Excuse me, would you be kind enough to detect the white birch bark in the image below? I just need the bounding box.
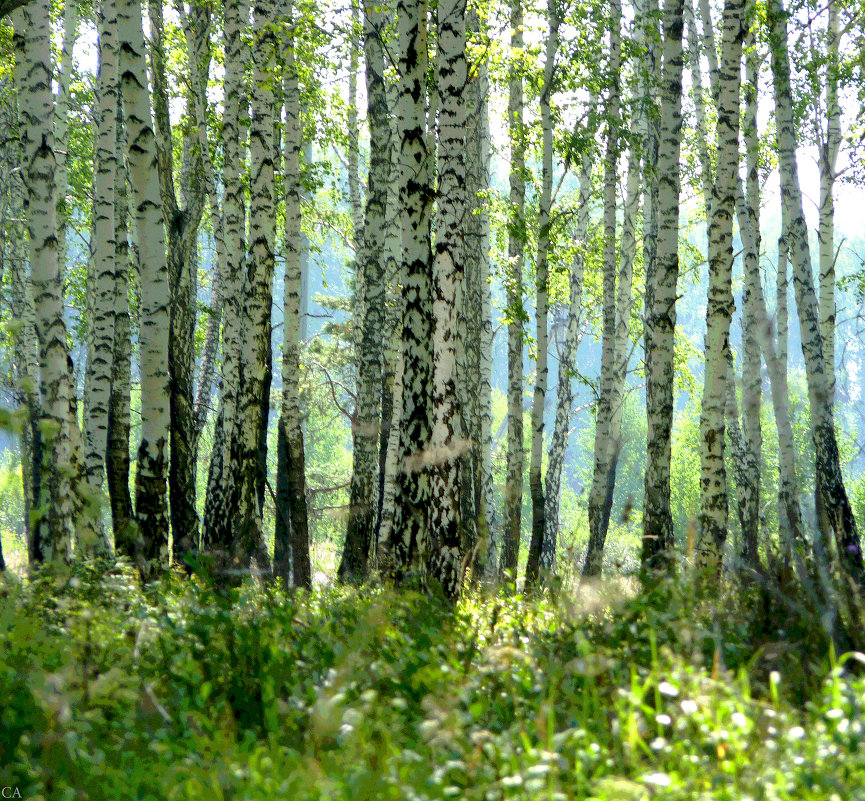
[525,0,559,587]
[202,0,249,556]
[427,0,468,598]
[818,0,840,403]
[583,0,622,579]
[767,0,864,589]
[501,0,526,580]
[642,0,685,570]
[1,138,42,563]
[340,0,392,583]
[639,0,662,572]
[689,0,760,568]
[462,7,487,579]
[108,133,136,554]
[377,349,405,555]
[83,0,119,505]
[466,32,496,581]
[602,147,641,552]
[117,0,171,569]
[347,0,365,341]
[542,150,593,573]
[13,2,89,560]
[230,0,277,570]
[389,0,434,579]
[54,0,77,282]
[274,3,312,589]
[695,0,745,575]
[738,20,762,569]
[176,0,227,439]
[373,104,404,555]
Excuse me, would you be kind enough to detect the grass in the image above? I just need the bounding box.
[1,559,864,800]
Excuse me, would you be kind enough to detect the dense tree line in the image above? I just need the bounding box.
[2,0,865,616]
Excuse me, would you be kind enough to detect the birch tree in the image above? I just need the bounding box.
[688,0,761,570]
[463,8,496,580]
[275,1,312,590]
[83,0,119,524]
[542,153,592,574]
[147,0,208,562]
[501,0,526,581]
[0,112,42,564]
[389,0,434,579]
[737,18,763,570]
[816,0,841,404]
[230,0,278,571]
[767,0,865,590]
[583,0,623,579]
[13,1,89,561]
[202,0,249,560]
[54,0,77,283]
[117,0,171,569]
[695,0,745,575]
[108,126,135,553]
[340,0,392,583]
[525,0,560,588]
[427,0,468,597]
[642,0,685,571]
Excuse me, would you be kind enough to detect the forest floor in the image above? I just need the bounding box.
[1,560,864,800]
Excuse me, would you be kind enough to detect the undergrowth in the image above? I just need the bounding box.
[1,560,863,800]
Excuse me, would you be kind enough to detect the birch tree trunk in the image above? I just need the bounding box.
[525,0,559,588]
[374,134,405,553]
[583,0,622,579]
[427,0,468,598]
[688,0,760,569]
[13,2,88,562]
[738,22,762,570]
[462,18,497,580]
[777,236,788,397]
[54,0,77,284]
[347,0,364,253]
[642,0,685,571]
[108,134,135,555]
[117,0,171,570]
[735,194,807,557]
[587,146,640,575]
[695,0,745,575]
[83,1,119,519]
[640,0,660,567]
[177,0,227,441]
[202,0,249,559]
[767,0,865,590]
[377,349,405,556]
[340,0,391,583]
[818,0,840,403]
[501,0,526,581]
[147,0,207,564]
[229,0,277,572]
[462,7,491,580]
[275,4,312,590]
[814,0,842,558]
[389,0,434,580]
[542,152,592,573]
[690,3,803,569]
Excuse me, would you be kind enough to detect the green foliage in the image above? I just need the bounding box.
[0,453,26,568]
[1,567,864,800]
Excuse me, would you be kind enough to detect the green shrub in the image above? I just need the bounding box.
[0,565,863,800]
